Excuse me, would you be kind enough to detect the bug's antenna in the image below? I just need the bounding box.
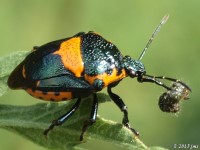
[138,14,169,61]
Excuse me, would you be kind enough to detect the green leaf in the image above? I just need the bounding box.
[0,51,167,150]
[0,94,148,150]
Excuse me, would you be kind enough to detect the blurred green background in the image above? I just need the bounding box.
[0,0,199,149]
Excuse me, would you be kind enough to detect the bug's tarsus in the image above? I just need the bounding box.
[44,97,81,136]
[138,14,170,61]
[80,93,98,141]
[43,120,57,136]
[122,107,139,135]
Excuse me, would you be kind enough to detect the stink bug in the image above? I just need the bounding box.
[7,14,191,141]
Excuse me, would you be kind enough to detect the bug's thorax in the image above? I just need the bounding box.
[84,68,127,88]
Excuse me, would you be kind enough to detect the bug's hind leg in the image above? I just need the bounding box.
[79,93,98,141]
[44,97,81,136]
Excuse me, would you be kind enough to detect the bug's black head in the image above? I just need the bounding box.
[122,55,146,79]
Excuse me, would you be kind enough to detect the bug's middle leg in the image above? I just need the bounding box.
[79,93,98,141]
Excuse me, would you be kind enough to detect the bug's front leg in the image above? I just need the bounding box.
[137,74,171,90]
[107,84,139,136]
[138,75,192,92]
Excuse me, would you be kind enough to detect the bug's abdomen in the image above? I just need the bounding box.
[26,88,73,101]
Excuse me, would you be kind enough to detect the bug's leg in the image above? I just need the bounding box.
[153,76,192,91]
[107,85,139,136]
[138,75,171,90]
[80,93,98,141]
[44,97,81,136]
[141,75,192,91]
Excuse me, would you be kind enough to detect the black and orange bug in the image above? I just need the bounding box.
[7,15,191,140]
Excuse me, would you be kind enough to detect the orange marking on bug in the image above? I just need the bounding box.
[84,68,127,88]
[22,65,26,78]
[53,37,84,77]
[26,89,73,101]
